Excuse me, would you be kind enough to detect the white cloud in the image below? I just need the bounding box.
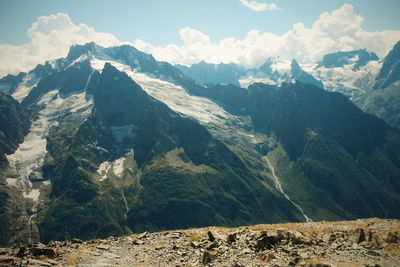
[0,13,123,78]
[240,0,280,12]
[1,5,400,78]
[135,4,400,68]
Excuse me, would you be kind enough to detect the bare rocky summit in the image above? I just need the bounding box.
[1,218,399,266]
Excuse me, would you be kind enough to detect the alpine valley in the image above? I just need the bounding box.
[0,40,400,247]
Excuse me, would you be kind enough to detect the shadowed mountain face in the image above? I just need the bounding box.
[38,63,301,242]
[319,49,379,71]
[356,41,400,128]
[374,41,400,90]
[0,42,399,246]
[247,82,400,220]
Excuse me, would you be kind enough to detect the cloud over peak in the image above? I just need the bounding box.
[240,0,280,12]
[0,4,399,78]
[0,13,122,77]
[135,4,400,68]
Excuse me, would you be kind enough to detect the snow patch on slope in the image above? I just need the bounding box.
[6,90,93,200]
[310,60,382,99]
[91,58,236,125]
[239,76,276,88]
[91,58,257,148]
[12,73,40,102]
[97,156,128,181]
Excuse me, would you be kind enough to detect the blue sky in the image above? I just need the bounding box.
[1,0,399,46]
[0,0,399,77]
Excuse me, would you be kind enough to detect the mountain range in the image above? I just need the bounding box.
[0,40,399,246]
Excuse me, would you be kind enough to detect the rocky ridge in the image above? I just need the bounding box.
[0,218,399,266]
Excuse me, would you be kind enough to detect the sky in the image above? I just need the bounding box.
[0,0,400,77]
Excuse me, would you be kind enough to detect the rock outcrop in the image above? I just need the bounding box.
[0,218,399,266]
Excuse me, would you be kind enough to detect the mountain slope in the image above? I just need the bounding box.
[176,61,246,86]
[39,63,301,242]
[0,93,37,245]
[0,42,399,246]
[248,82,400,220]
[357,41,400,128]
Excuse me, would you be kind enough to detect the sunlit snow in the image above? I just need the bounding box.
[6,90,93,200]
[309,60,382,98]
[91,58,256,146]
[97,156,127,181]
[11,73,40,102]
[91,59,238,125]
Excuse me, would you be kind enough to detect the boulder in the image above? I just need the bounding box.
[386,232,399,243]
[348,228,366,244]
[30,247,56,258]
[201,251,213,265]
[207,231,215,242]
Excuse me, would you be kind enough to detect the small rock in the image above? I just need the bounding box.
[170,232,181,239]
[299,252,309,259]
[16,246,27,258]
[348,228,366,244]
[255,235,278,251]
[71,238,83,244]
[138,231,148,239]
[227,233,236,244]
[218,245,229,253]
[191,241,200,248]
[27,259,53,267]
[207,241,219,250]
[260,253,275,262]
[386,232,399,243]
[132,240,144,245]
[207,231,215,242]
[232,262,244,267]
[30,247,56,258]
[201,251,213,265]
[96,244,110,250]
[0,256,17,265]
[45,259,59,266]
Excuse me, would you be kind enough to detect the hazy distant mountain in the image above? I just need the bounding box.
[175,57,323,89]
[176,61,246,86]
[318,49,379,71]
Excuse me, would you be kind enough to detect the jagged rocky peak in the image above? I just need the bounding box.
[290,58,301,71]
[374,40,400,89]
[66,42,99,62]
[319,48,379,70]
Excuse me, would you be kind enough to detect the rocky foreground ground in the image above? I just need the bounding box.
[0,218,399,266]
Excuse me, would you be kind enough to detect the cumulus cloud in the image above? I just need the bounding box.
[240,0,280,12]
[1,5,400,77]
[0,13,122,77]
[135,4,400,68]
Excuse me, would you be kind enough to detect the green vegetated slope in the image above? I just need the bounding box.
[39,63,301,242]
[247,82,400,221]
